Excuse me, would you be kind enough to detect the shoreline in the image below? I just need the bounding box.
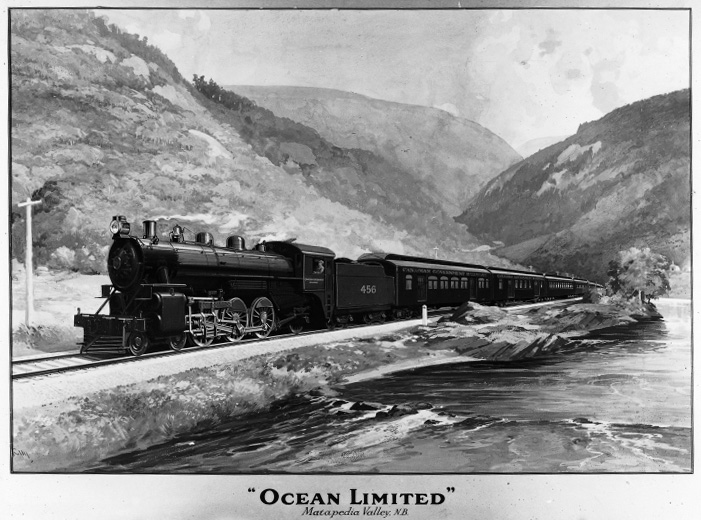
[339,351,480,385]
[11,298,677,472]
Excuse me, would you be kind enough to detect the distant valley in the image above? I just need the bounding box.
[229,85,521,216]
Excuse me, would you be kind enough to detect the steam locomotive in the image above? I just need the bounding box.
[74,217,599,356]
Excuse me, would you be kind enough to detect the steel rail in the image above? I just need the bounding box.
[11,332,296,381]
[13,352,88,366]
[11,300,575,381]
[10,310,451,381]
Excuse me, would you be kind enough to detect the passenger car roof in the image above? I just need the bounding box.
[359,252,491,274]
[487,268,545,278]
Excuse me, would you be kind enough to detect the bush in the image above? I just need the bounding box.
[607,247,672,302]
[580,287,603,304]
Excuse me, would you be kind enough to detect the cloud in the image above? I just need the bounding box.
[465,10,688,146]
[99,9,688,149]
[434,103,460,117]
[197,12,211,32]
[538,28,562,56]
[590,58,624,113]
[151,28,182,54]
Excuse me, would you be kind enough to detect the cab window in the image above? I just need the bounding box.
[313,259,325,274]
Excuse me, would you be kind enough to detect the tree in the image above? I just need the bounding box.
[192,74,255,111]
[607,247,672,302]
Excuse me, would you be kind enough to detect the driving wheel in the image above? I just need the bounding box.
[250,297,276,339]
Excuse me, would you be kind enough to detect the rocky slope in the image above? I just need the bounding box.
[229,85,522,215]
[456,90,691,282]
[10,10,516,276]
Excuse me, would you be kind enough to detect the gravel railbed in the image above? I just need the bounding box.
[13,318,429,413]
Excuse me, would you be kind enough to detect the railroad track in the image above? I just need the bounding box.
[11,300,578,381]
[12,351,157,380]
[11,330,310,381]
[11,314,440,380]
[12,353,100,379]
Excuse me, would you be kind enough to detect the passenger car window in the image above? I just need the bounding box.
[428,276,438,290]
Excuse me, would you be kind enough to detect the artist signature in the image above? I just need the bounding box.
[12,448,32,461]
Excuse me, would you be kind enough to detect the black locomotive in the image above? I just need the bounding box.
[74,217,599,356]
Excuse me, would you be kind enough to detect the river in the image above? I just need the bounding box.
[94,299,692,473]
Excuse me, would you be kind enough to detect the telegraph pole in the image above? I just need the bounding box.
[17,197,42,326]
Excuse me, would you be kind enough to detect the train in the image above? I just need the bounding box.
[74,216,601,356]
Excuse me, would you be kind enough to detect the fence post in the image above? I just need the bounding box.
[422,305,428,326]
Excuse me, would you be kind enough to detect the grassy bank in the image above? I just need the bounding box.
[11,263,109,357]
[13,297,664,472]
[13,330,451,472]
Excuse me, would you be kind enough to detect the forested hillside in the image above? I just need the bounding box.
[229,85,521,215]
[457,90,691,282]
[11,9,515,275]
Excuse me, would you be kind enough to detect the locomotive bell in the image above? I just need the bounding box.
[170,225,184,243]
[226,235,246,250]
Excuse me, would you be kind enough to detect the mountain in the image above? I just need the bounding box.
[227,85,522,216]
[10,10,518,275]
[456,89,691,282]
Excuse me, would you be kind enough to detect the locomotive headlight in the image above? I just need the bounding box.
[110,216,130,236]
[109,218,120,235]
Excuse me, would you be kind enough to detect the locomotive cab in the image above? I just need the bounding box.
[264,241,335,325]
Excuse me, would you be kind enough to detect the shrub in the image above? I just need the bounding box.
[606,247,672,302]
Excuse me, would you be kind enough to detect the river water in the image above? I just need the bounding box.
[96,300,692,473]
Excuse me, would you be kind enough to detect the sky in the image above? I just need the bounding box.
[100,8,689,150]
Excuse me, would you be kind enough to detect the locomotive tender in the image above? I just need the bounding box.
[74,217,599,356]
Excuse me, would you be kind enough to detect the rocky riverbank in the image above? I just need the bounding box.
[423,297,661,362]
[12,297,664,472]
